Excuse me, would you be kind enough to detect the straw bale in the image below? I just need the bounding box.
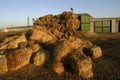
[52,61,65,75]
[65,18,80,29]
[7,34,27,49]
[60,11,80,29]
[77,57,93,79]
[54,40,71,61]
[64,50,93,79]
[33,51,45,66]
[31,45,50,67]
[54,37,84,61]
[30,29,55,43]
[7,48,33,71]
[0,34,27,50]
[69,37,83,49]
[49,27,63,39]
[0,55,8,74]
[83,45,102,59]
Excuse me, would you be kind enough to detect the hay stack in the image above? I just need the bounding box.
[52,61,65,75]
[7,48,33,71]
[83,45,102,59]
[0,11,103,78]
[0,55,8,74]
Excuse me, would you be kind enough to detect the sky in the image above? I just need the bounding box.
[0,0,120,28]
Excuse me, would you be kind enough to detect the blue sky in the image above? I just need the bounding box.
[0,0,120,28]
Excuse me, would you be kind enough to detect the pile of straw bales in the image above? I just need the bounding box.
[0,11,102,79]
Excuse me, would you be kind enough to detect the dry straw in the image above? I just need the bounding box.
[52,61,65,75]
[83,45,102,59]
[7,48,33,71]
[33,51,45,67]
[64,50,93,78]
[0,55,8,74]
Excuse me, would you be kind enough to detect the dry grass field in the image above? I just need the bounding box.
[0,31,25,41]
[0,32,120,80]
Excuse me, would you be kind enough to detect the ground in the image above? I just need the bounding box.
[0,32,120,80]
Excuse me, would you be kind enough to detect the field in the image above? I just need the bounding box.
[0,32,120,80]
[0,31,25,42]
